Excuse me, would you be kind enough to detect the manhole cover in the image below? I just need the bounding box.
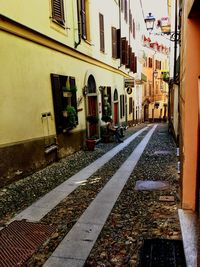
[139,239,187,267]
[0,220,55,267]
[134,180,169,191]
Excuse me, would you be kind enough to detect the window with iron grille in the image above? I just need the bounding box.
[51,0,65,26]
[99,13,105,52]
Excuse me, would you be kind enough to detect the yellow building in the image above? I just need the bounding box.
[142,36,169,122]
[0,0,145,186]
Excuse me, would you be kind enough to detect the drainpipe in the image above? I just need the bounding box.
[118,0,122,68]
[75,0,81,48]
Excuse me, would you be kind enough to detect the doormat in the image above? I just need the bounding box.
[0,220,55,267]
[138,238,186,267]
[134,180,169,191]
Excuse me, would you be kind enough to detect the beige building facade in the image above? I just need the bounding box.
[0,0,146,186]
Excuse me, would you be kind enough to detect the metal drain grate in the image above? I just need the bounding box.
[0,220,55,267]
[139,238,186,267]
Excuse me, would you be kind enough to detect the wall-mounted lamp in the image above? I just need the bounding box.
[153,69,158,79]
[144,13,156,31]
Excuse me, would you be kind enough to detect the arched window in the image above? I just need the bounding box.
[88,75,96,94]
[114,89,118,101]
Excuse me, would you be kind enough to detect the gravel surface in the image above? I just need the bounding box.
[0,123,181,267]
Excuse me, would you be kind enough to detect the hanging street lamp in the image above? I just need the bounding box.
[144,13,156,31]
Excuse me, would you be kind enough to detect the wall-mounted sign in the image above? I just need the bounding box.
[124,78,134,88]
[127,87,133,95]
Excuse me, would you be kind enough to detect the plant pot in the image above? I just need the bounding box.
[86,139,96,151]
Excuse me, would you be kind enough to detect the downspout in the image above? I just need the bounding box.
[118,0,122,68]
[75,0,81,48]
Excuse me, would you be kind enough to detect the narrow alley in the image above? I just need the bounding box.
[0,123,185,266]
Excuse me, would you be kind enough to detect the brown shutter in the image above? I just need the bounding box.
[134,56,137,73]
[133,19,135,38]
[121,0,124,11]
[81,0,87,39]
[111,27,116,58]
[130,52,135,72]
[99,13,105,52]
[126,45,131,68]
[69,77,78,124]
[121,37,126,65]
[117,29,121,59]
[51,0,65,25]
[124,0,128,22]
[51,74,63,133]
[129,10,132,32]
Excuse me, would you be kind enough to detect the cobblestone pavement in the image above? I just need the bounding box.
[0,123,181,267]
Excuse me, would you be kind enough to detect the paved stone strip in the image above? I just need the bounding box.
[44,125,157,267]
[12,126,149,223]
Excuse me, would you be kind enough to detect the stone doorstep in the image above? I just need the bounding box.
[178,209,198,267]
[159,195,175,202]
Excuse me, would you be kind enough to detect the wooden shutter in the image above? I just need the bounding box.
[126,45,131,68]
[121,0,124,11]
[133,19,135,38]
[51,0,65,25]
[130,52,135,72]
[99,13,105,52]
[121,37,128,65]
[134,56,137,73]
[112,27,117,59]
[129,97,133,114]
[117,29,121,59]
[120,95,123,118]
[124,0,128,22]
[69,77,78,124]
[51,74,63,133]
[129,10,132,32]
[81,0,87,39]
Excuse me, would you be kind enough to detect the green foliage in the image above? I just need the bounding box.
[101,115,111,122]
[65,106,77,129]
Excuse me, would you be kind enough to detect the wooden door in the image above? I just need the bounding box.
[88,96,97,138]
[114,103,118,125]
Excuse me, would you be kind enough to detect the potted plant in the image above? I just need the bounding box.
[62,77,72,97]
[86,138,96,151]
[63,106,78,131]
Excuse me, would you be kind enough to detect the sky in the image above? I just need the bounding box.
[141,0,168,20]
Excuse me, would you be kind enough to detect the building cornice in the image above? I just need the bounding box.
[0,14,131,78]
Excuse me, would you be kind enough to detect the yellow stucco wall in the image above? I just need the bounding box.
[0,29,128,146]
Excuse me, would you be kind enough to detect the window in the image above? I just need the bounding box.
[121,37,128,65]
[129,97,133,114]
[51,0,65,26]
[111,27,117,59]
[129,10,132,32]
[80,0,87,39]
[121,0,124,11]
[133,19,135,38]
[51,74,78,133]
[99,13,105,52]
[120,95,125,118]
[124,0,128,22]
[148,57,152,68]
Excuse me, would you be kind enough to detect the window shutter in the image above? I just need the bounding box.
[121,0,124,11]
[129,97,133,114]
[112,27,117,59]
[121,37,126,65]
[120,95,123,118]
[126,45,131,68]
[130,52,135,72]
[117,29,121,59]
[69,77,78,124]
[129,10,132,32]
[124,0,128,22]
[133,19,135,38]
[51,74,63,133]
[51,0,65,25]
[134,56,137,73]
[99,13,105,52]
[81,0,87,39]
